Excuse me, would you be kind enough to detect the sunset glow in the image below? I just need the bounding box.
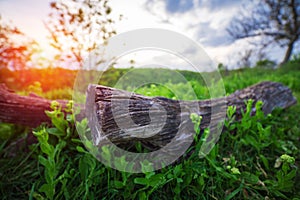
[0,0,298,70]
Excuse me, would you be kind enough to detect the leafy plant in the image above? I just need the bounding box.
[32,101,75,199]
[1,61,299,199]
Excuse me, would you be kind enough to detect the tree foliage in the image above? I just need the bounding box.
[227,0,300,65]
[0,16,38,70]
[45,0,117,66]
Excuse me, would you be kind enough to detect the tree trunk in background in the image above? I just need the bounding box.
[281,39,296,66]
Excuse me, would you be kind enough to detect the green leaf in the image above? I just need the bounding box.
[134,177,148,186]
[140,160,154,173]
[66,113,73,122]
[76,146,87,153]
[242,172,259,184]
[39,183,54,199]
[244,135,259,150]
[145,172,155,179]
[38,155,49,167]
[47,127,64,136]
[40,143,54,156]
[173,165,183,176]
[78,154,96,181]
[286,169,297,180]
[259,154,269,170]
[148,174,165,187]
[230,167,241,175]
[76,118,88,134]
[79,155,89,180]
[100,145,111,166]
[138,191,147,200]
[176,178,183,183]
[114,155,131,172]
[174,184,181,194]
[113,180,124,189]
[183,172,193,186]
[225,184,243,200]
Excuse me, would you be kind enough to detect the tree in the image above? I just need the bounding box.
[0,16,38,70]
[238,49,254,68]
[45,0,117,67]
[227,0,300,65]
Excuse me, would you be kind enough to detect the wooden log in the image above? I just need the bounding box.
[86,81,297,151]
[0,81,297,149]
[0,84,68,127]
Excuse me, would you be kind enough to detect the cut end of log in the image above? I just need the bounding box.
[86,84,194,151]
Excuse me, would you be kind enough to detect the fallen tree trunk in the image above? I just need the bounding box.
[0,81,297,148]
[0,84,68,127]
[86,81,297,151]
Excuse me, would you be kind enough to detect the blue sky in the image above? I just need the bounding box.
[165,0,194,13]
[0,0,288,69]
[163,0,242,13]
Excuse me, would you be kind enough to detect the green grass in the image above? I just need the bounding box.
[0,60,299,199]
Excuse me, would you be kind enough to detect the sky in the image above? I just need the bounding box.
[0,0,289,70]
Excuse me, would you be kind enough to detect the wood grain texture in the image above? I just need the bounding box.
[0,81,297,151]
[87,81,297,151]
[0,84,67,127]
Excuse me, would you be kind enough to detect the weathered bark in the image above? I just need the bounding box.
[87,81,297,151]
[0,82,297,151]
[0,84,68,127]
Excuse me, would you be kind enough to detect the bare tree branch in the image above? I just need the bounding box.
[45,0,118,67]
[227,0,300,65]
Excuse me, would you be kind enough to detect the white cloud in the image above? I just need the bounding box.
[0,0,288,69]
[134,0,248,67]
[109,0,174,32]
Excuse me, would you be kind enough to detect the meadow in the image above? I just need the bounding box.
[0,58,299,199]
